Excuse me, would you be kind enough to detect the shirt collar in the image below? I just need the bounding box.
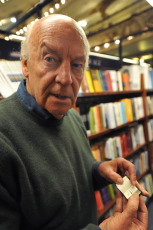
[16,79,59,120]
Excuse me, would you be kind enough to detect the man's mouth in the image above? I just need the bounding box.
[53,94,69,99]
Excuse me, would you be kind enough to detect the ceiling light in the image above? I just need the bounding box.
[19,29,24,34]
[5,37,9,41]
[44,12,49,17]
[94,46,100,52]
[55,3,60,9]
[1,0,5,3]
[23,27,27,32]
[78,20,87,27]
[61,0,65,4]
[16,31,20,35]
[9,34,25,41]
[49,8,54,13]
[10,17,17,23]
[115,39,120,44]
[127,36,134,40]
[146,0,153,7]
[140,58,144,64]
[104,43,110,48]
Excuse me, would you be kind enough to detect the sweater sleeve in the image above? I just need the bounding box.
[92,161,111,190]
[0,136,21,229]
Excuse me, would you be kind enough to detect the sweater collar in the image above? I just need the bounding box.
[16,79,60,120]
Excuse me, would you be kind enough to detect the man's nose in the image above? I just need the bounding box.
[56,61,72,85]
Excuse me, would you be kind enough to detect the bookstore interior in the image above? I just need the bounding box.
[1,0,153,223]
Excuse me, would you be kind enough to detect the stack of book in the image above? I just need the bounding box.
[86,97,144,134]
[95,184,116,212]
[0,60,25,98]
[91,124,145,160]
[132,151,149,177]
[79,65,142,94]
[146,96,153,116]
[139,174,153,202]
[147,119,153,141]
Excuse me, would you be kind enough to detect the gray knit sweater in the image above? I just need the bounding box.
[0,93,107,230]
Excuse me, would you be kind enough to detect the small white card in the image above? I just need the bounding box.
[116,176,141,199]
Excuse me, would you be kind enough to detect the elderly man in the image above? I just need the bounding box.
[0,14,148,230]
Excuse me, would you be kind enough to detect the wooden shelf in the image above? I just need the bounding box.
[88,117,145,141]
[77,90,143,106]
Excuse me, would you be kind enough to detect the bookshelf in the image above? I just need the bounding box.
[76,53,153,221]
[0,51,153,222]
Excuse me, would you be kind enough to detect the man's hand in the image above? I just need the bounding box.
[98,158,149,196]
[99,191,148,230]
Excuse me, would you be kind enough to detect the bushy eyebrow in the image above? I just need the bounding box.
[41,41,86,63]
[41,42,58,56]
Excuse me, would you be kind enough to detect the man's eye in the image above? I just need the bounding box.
[72,63,82,68]
[46,57,54,62]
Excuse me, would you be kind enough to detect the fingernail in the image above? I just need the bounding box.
[116,178,123,184]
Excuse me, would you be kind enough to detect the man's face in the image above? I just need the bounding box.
[22,20,86,119]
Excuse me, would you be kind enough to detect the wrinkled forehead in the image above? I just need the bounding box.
[30,17,86,50]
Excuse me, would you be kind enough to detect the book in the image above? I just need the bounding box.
[100,186,111,205]
[88,107,95,133]
[84,70,95,92]
[104,102,116,129]
[121,70,129,90]
[90,69,102,92]
[95,191,104,212]
[99,70,108,91]
[93,105,102,132]
[104,70,113,91]
[96,70,105,91]
[122,98,133,122]
[91,145,101,161]
[81,74,89,93]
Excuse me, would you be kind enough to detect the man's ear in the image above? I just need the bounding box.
[22,59,29,78]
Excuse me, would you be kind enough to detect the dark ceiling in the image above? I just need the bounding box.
[0,0,153,66]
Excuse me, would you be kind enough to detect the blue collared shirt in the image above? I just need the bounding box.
[17,79,62,120]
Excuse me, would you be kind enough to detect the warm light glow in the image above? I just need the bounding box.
[127,36,134,40]
[94,46,100,52]
[9,34,25,41]
[10,17,17,23]
[16,31,20,35]
[19,29,24,34]
[78,20,87,27]
[23,27,27,32]
[55,3,60,9]
[44,12,49,17]
[5,37,9,41]
[61,0,65,4]
[104,43,110,48]
[115,39,120,44]
[146,0,153,7]
[49,7,54,13]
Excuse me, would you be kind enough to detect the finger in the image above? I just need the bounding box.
[135,181,149,197]
[124,193,139,219]
[122,195,128,211]
[118,158,137,186]
[137,196,148,228]
[115,190,123,212]
[138,196,148,213]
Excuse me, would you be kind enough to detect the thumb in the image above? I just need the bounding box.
[109,171,123,184]
[124,193,139,220]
